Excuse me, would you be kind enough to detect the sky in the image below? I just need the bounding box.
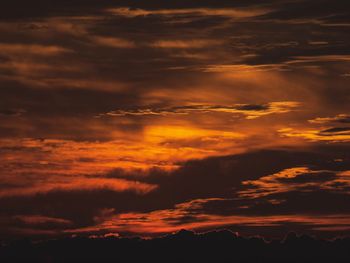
[0,0,350,240]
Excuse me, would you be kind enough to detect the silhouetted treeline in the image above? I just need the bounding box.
[1,230,350,262]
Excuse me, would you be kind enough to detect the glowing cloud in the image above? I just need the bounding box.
[98,102,300,119]
[14,215,72,226]
[107,7,269,19]
[309,114,350,124]
[65,196,350,236]
[279,127,350,142]
[0,43,71,56]
[0,176,157,198]
[239,167,350,199]
[150,39,223,49]
[93,36,136,48]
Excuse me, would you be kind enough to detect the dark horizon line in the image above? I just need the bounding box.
[2,228,350,244]
[2,228,350,262]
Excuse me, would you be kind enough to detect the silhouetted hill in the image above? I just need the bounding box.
[1,229,350,262]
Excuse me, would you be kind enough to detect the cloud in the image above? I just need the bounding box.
[0,125,247,182]
[107,7,269,19]
[67,198,350,237]
[0,147,349,238]
[203,64,286,72]
[0,43,71,56]
[92,36,136,48]
[309,114,350,124]
[144,125,245,146]
[1,0,350,240]
[211,56,350,74]
[321,127,350,135]
[238,167,347,199]
[150,39,222,49]
[286,55,350,64]
[259,0,350,25]
[0,176,157,198]
[279,127,350,142]
[0,0,277,20]
[0,61,81,79]
[0,109,25,117]
[98,101,300,119]
[14,215,72,226]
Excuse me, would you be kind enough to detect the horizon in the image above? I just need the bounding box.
[2,228,350,262]
[2,228,349,244]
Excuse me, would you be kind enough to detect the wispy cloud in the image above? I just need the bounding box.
[93,36,136,48]
[150,39,223,49]
[0,43,71,56]
[14,215,72,226]
[0,176,157,198]
[0,109,26,117]
[107,7,269,19]
[279,127,350,142]
[98,102,300,119]
[309,114,350,124]
[66,196,350,236]
[238,167,348,199]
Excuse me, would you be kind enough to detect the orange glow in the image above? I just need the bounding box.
[107,7,269,18]
[66,198,350,235]
[145,125,244,142]
[0,175,157,198]
[14,215,72,225]
[151,39,222,49]
[279,128,350,142]
[93,36,136,48]
[1,0,350,240]
[0,43,71,56]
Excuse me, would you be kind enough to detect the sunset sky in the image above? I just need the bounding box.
[1,0,350,240]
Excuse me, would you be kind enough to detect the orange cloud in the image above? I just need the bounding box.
[107,7,268,19]
[286,55,350,64]
[0,176,156,198]
[203,64,285,73]
[238,167,350,199]
[65,197,350,236]
[0,61,81,78]
[151,39,222,49]
[93,36,136,48]
[11,137,304,203]
[0,125,246,194]
[278,127,350,142]
[14,215,72,225]
[99,102,300,119]
[0,43,71,56]
[145,125,244,141]
[309,114,350,124]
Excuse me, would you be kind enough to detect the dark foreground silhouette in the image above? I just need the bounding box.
[1,230,350,262]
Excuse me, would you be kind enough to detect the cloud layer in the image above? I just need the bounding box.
[0,0,350,239]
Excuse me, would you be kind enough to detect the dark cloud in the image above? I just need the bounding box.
[277,171,336,183]
[260,0,350,23]
[0,0,284,20]
[321,127,350,134]
[1,146,349,238]
[0,109,25,117]
[320,127,350,136]
[310,114,350,124]
[97,102,298,119]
